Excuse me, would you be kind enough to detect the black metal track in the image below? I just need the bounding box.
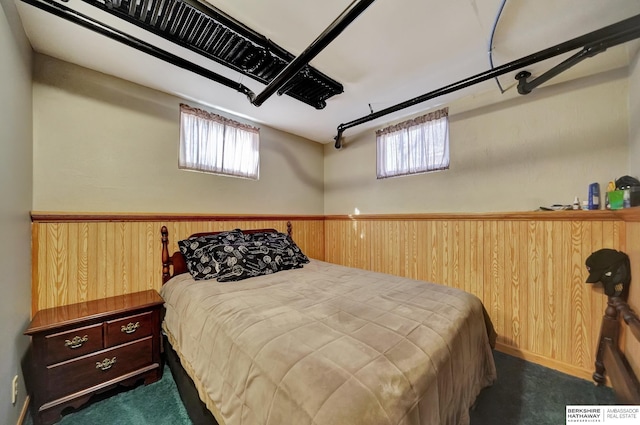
[21,0,255,99]
[83,0,344,109]
[251,0,376,107]
[333,13,640,148]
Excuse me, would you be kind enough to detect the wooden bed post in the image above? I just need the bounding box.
[161,226,171,284]
[287,221,292,237]
[617,301,640,341]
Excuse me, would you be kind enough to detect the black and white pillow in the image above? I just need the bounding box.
[178,229,243,281]
[211,241,303,282]
[243,231,310,265]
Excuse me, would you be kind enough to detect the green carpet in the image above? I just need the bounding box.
[470,351,617,425]
[25,365,193,425]
[25,352,617,425]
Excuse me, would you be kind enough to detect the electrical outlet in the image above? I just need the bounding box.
[11,375,18,405]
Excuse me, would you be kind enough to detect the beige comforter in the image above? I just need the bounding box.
[161,259,496,425]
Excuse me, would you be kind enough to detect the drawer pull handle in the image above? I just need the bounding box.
[64,335,89,349]
[96,357,117,371]
[121,322,140,334]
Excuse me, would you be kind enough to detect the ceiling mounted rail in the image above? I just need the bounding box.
[81,0,345,109]
[515,25,640,94]
[334,13,640,149]
[22,0,256,99]
[251,0,377,107]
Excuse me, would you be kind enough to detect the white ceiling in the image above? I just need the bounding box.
[14,0,640,144]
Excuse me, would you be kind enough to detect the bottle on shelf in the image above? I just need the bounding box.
[572,196,581,210]
[588,182,600,210]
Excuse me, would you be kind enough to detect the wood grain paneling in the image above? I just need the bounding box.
[323,214,626,380]
[32,210,640,381]
[623,221,640,379]
[32,216,324,313]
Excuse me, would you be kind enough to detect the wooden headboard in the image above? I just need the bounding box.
[160,222,292,284]
[593,295,640,403]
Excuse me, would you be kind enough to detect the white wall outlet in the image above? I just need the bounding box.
[11,375,18,405]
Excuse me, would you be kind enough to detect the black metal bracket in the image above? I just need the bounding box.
[334,127,345,149]
[334,13,640,148]
[516,41,609,95]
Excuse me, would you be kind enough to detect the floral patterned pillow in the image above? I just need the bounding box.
[177,229,243,281]
[243,231,310,265]
[210,241,303,282]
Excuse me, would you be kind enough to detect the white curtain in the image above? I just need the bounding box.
[179,104,260,180]
[376,107,449,179]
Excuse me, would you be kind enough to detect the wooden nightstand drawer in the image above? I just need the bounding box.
[46,336,154,401]
[44,323,104,365]
[25,290,164,425]
[105,311,153,348]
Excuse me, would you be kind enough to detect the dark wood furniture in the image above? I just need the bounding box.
[593,294,640,403]
[24,290,164,425]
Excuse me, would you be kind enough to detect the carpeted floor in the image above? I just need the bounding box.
[24,365,192,425]
[470,351,617,425]
[25,351,617,425]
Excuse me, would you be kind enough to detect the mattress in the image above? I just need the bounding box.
[161,259,497,425]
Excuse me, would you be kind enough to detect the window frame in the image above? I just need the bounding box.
[376,107,449,179]
[179,104,260,180]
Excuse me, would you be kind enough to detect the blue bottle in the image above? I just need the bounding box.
[588,183,600,210]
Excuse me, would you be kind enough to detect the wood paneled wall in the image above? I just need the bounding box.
[31,214,324,314]
[622,221,640,379]
[31,210,640,381]
[324,211,639,381]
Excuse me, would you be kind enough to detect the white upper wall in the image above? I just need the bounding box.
[32,54,324,214]
[31,49,635,217]
[324,68,629,214]
[0,0,32,423]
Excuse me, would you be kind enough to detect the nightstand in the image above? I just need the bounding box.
[24,290,164,425]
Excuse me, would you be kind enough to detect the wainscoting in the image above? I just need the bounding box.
[31,210,640,381]
[30,213,325,314]
[324,211,640,381]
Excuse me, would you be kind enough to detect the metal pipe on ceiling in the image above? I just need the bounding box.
[333,13,640,149]
[89,0,345,109]
[515,47,602,95]
[515,26,640,95]
[250,0,377,107]
[21,0,256,100]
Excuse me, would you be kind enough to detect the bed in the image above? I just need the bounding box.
[159,225,497,425]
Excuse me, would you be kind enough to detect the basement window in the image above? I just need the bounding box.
[376,107,449,179]
[179,104,260,180]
